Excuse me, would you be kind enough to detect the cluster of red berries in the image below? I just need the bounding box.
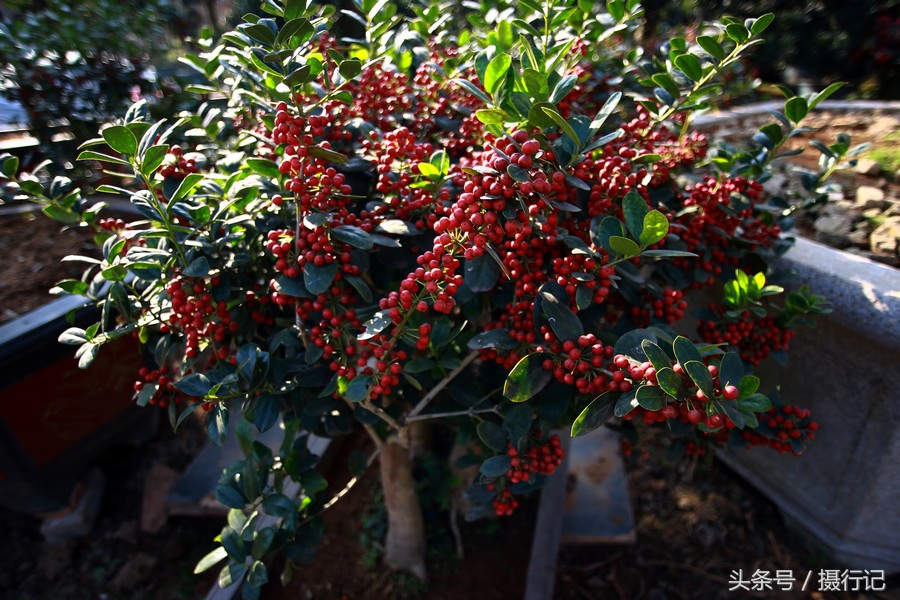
[157,145,197,179]
[698,306,795,365]
[741,405,818,454]
[486,433,565,516]
[162,275,235,361]
[506,435,565,483]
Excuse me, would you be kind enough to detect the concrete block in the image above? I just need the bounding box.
[561,426,635,545]
[40,467,106,543]
[720,237,900,573]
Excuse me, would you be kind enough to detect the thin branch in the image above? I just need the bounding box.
[362,398,403,432]
[404,405,500,423]
[321,449,379,511]
[406,350,479,418]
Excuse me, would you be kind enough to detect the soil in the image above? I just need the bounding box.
[701,109,899,266]
[0,210,98,323]
[268,436,536,600]
[0,413,221,600]
[555,427,898,600]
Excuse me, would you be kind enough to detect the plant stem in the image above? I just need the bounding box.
[404,405,499,423]
[406,350,479,418]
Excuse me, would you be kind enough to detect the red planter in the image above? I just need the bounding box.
[0,295,155,512]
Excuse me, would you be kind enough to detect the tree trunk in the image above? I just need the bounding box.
[408,420,432,461]
[380,432,427,581]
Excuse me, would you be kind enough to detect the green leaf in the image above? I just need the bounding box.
[809,82,844,109]
[639,210,668,246]
[540,107,580,145]
[622,192,649,239]
[183,256,210,277]
[608,236,640,257]
[307,146,348,164]
[59,327,88,345]
[738,392,771,412]
[749,13,774,36]
[262,494,295,518]
[480,455,511,477]
[483,53,511,96]
[77,150,132,167]
[640,340,670,371]
[477,421,508,452]
[614,388,638,417]
[673,336,702,366]
[1,155,19,178]
[170,173,204,204]
[358,310,392,341]
[613,328,656,360]
[635,385,665,410]
[102,125,138,156]
[475,108,507,124]
[589,91,622,136]
[174,373,212,397]
[221,527,247,562]
[503,353,552,402]
[696,35,724,60]
[331,225,373,250]
[272,276,310,298]
[467,329,516,350]
[655,367,682,397]
[784,97,809,123]
[674,54,702,81]
[195,547,228,574]
[339,59,362,79]
[684,360,715,399]
[241,560,269,597]
[345,375,370,402]
[452,78,491,105]
[718,352,744,387]
[721,401,746,429]
[725,23,749,43]
[304,262,338,295]
[253,394,280,432]
[550,74,578,104]
[247,158,281,178]
[571,391,617,437]
[590,216,625,252]
[538,287,583,341]
[141,145,169,177]
[737,375,760,399]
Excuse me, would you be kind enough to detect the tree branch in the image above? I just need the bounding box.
[406,350,479,419]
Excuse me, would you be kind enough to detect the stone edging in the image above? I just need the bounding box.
[692,99,900,129]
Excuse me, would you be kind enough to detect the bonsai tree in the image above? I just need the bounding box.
[3,0,863,595]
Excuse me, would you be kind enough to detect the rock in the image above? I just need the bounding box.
[762,172,787,196]
[871,216,900,257]
[854,158,883,177]
[140,463,179,533]
[856,185,888,210]
[38,540,76,579]
[40,468,106,544]
[108,553,158,592]
[814,214,852,247]
[848,229,870,248]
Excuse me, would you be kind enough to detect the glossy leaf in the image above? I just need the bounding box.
[571,391,617,437]
[503,353,552,402]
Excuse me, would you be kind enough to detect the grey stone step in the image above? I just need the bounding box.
[561,426,636,545]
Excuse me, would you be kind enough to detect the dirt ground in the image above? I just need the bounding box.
[555,427,899,600]
[0,211,96,323]
[0,415,220,600]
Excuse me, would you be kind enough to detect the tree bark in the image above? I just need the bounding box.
[380,432,427,581]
